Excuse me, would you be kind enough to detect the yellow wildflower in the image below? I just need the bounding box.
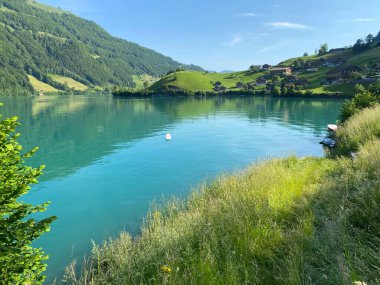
[161,265,172,274]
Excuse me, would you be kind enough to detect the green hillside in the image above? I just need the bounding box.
[147,43,380,96]
[150,70,266,92]
[0,0,202,95]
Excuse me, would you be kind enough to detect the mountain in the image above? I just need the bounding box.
[0,0,202,95]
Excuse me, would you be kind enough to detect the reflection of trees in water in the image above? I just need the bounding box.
[0,96,343,181]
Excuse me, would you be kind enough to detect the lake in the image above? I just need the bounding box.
[0,95,343,282]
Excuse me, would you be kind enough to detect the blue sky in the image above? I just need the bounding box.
[39,0,379,71]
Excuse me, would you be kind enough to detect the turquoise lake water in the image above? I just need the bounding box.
[0,95,343,282]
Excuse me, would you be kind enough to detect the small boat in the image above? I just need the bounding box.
[327,124,338,132]
[165,133,172,141]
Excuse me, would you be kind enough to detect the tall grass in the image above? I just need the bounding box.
[64,106,380,285]
[335,104,380,156]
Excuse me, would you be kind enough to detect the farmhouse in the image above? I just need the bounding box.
[326,65,362,81]
[295,79,311,88]
[270,67,292,76]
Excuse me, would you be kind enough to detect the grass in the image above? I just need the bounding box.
[132,74,159,90]
[335,104,380,156]
[150,70,265,92]
[64,106,380,285]
[48,74,88,91]
[27,75,59,93]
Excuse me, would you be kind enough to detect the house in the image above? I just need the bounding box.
[262,64,272,71]
[255,78,267,86]
[270,67,292,76]
[295,79,311,88]
[326,65,362,82]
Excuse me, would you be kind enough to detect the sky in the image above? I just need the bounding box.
[38,0,380,72]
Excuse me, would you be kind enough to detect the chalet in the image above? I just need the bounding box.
[262,64,272,71]
[326,65,362,81]
[270,67,292,76]
[295,79,311,88]
[255,78,267,86]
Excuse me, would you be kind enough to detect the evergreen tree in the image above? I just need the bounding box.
[0,106,56,284]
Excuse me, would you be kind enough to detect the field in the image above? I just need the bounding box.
[132,74,159,90]
[150,70,266,92]
[48,74,88,91]
[27,75,59,93]
[65,105,380,285]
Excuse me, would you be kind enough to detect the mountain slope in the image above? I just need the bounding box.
[147,44,380,96]
[0,0,202,95]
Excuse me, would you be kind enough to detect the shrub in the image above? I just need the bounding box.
[0,106,56,284]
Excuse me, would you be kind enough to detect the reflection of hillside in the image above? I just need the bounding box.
[2,96,175,181]
[152,96,343,132]
[0,96,343,181]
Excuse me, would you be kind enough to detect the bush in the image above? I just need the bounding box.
[339,89,380,122]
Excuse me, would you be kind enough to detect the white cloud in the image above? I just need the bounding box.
[265,22,312,30]
[237,13,262,17]
[353,18,376,22]
[228,33,243,46]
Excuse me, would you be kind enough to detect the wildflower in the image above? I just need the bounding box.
[161,265,172,274]
[153,211,161,220]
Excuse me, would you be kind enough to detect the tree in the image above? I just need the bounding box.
[365,33,375,45]
[0,108,56,284]
[303,52,309,57]
[318,43,329,55]
[249,65,260,73]
[272,75,281,83]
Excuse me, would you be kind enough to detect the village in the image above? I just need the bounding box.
[212,49,380,94]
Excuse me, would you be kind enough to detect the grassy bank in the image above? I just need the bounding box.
[64,104,380,284]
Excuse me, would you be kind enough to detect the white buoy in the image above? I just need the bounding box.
[165,133,172,141]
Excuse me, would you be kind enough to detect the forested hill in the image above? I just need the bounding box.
[0,0,203,95]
